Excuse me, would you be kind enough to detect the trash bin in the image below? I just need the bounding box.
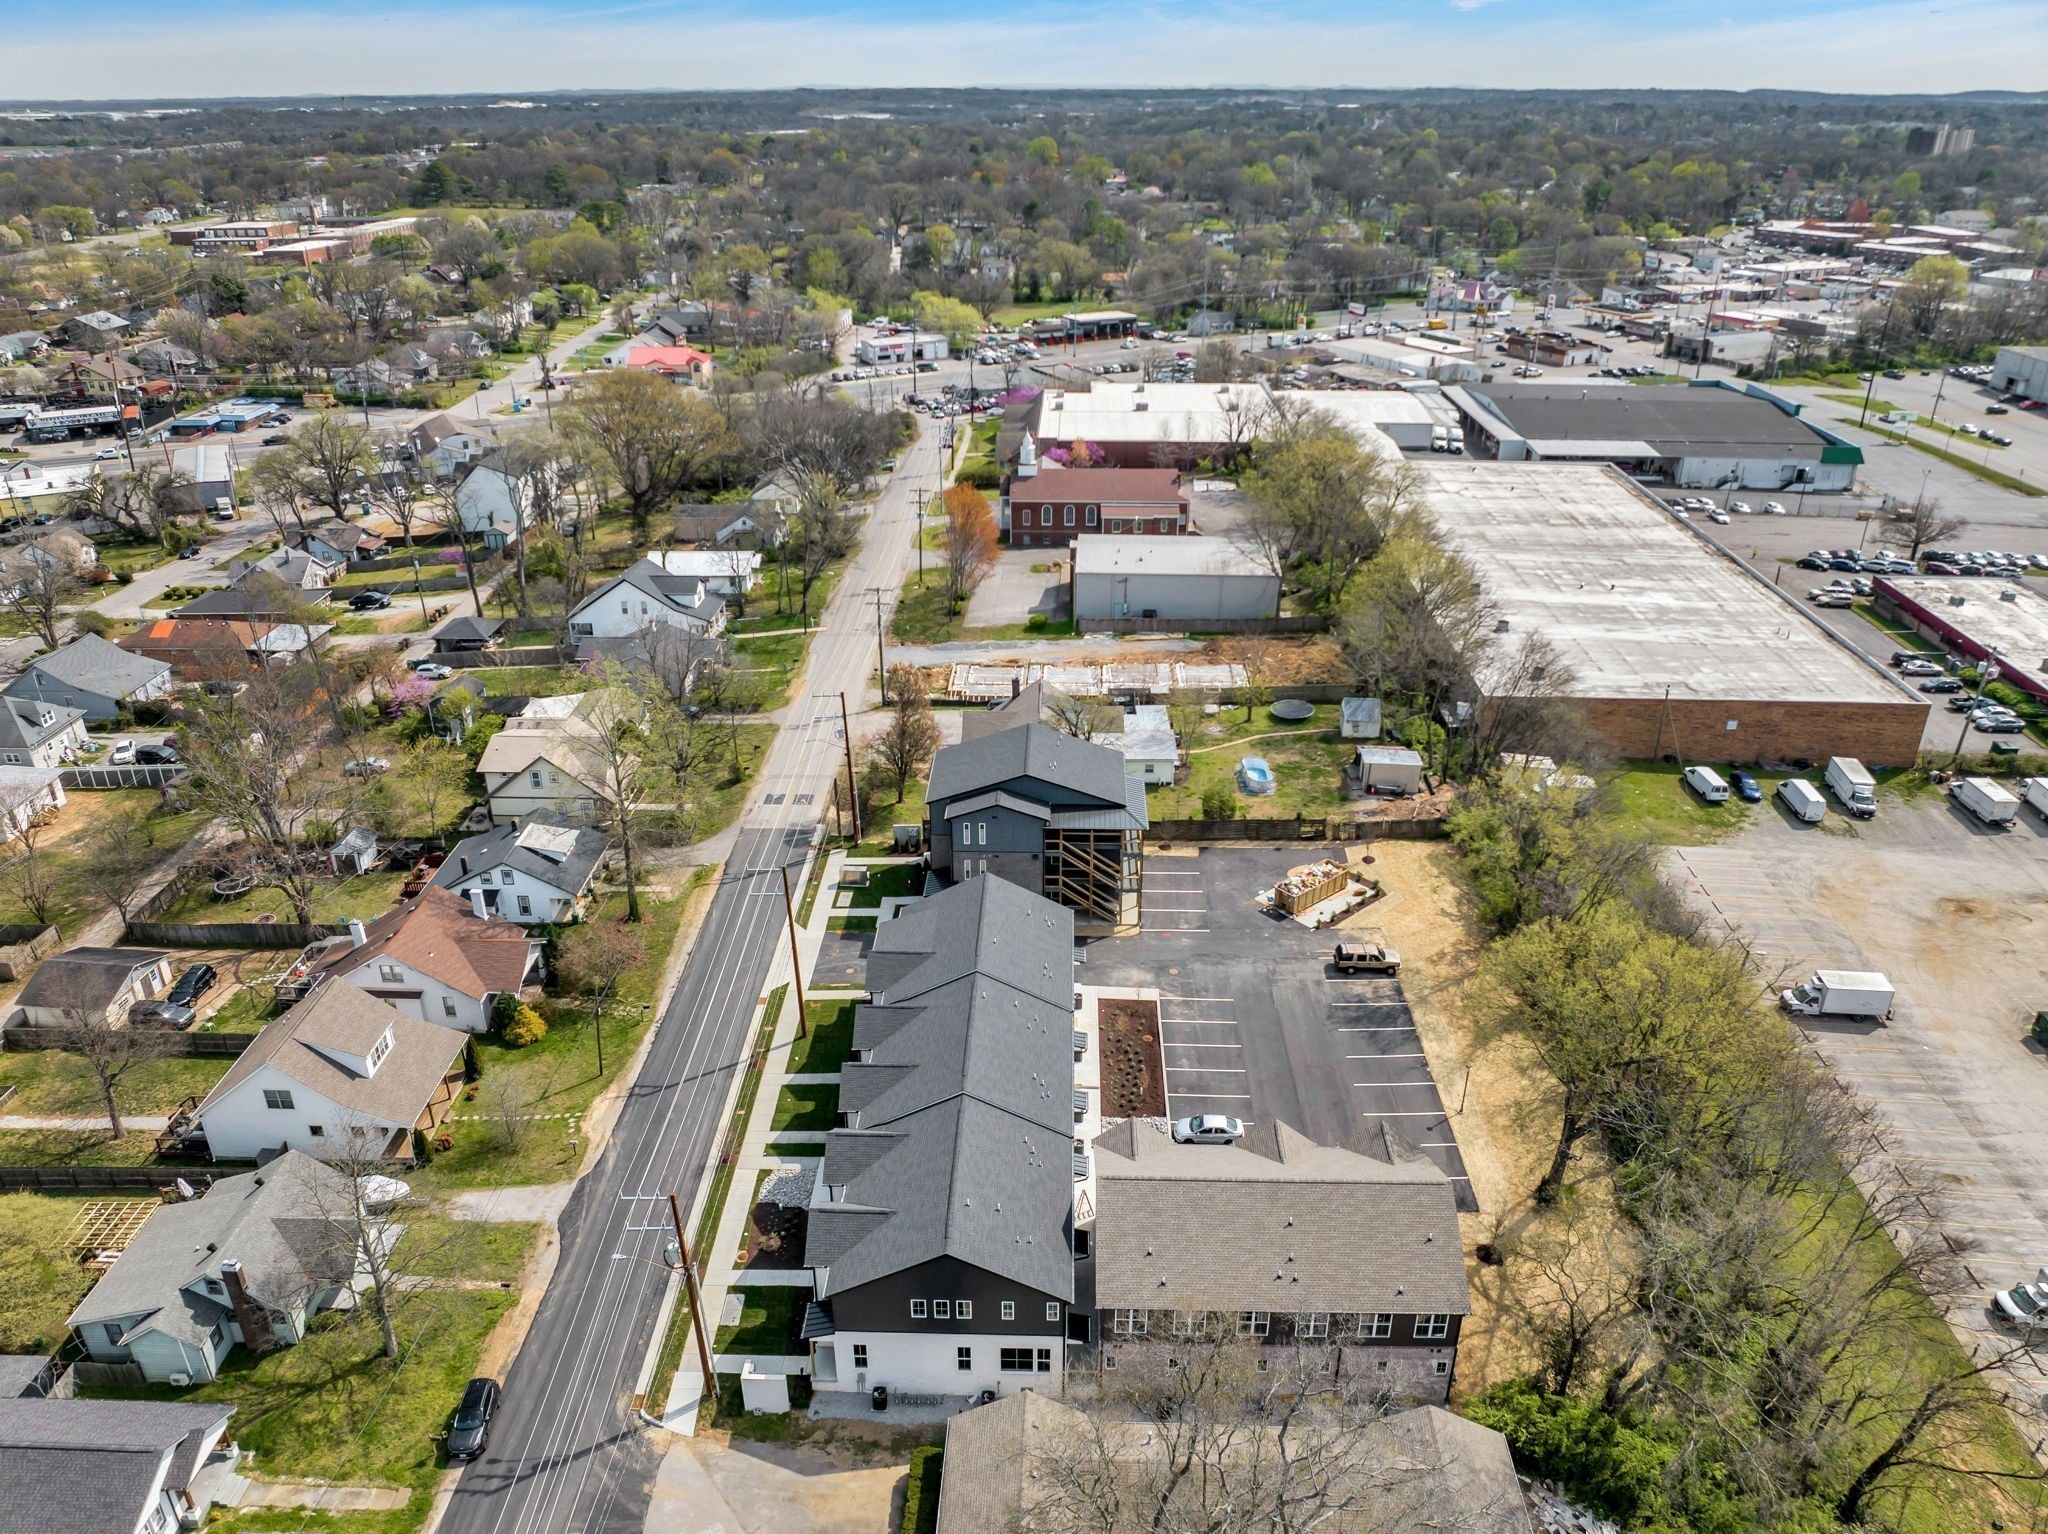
[871,1384,889,1413]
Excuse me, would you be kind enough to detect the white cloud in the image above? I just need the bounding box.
[9,0,2047,96]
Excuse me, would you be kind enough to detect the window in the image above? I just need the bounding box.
[262,1089,294,1111]
[377,964,404,984]
[1085,505,1098,526]
[1359,1313,1393,1340]
[1103,1353,1118,1370]
[910,1299,927,1319]
[976,822,986,845]
[957,1300,972,1321]
[366,1035,390,1070]
[479,871,493,885]
[1001,1301,1016,1321]
[1112,1309,1146,1336]
[517,895,532,917]
[1037,1348,1052,1373]
[1414,1314,1452,1341]
[957,1346,973,1372]
[308,1125,325,1138]
[1,754,17,766]
[1109,519,1125,533]
[1046,1301,1060,1323]
[933,1300,951,1320]
[852,1344,868,1369]
[1064,505,1076,527]
[1072,1229,1090,1259]
[530,770,543,788]
[1432,1359,1451,1377]
[1171,1310,1198,1336]
[1297,1312,1329,1339]
[442,996,459,1019]
[1000,1348,1035,1373]
[1239,1311,1270,1337]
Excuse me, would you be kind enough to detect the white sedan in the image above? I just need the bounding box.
[1172,1114,1246,1146]
[410,661,454,680]
[1994,1271,2048,1330]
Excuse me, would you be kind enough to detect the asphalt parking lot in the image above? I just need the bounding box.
[1667,789,2048,1401]
[962,548,1068,627]
[1084,847,1477,1210]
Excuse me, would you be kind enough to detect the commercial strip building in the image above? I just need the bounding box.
[1872,576,2048,707]
[1070,534,1280,622]
[853,331,948,365]
[1420,462,1928,765]
[1443,379,1861,491]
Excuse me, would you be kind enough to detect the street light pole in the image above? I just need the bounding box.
[868,587,889,703]
[836,691,861,847]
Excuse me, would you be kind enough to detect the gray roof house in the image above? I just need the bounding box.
[806,876,1081,1405]
[430,814,610,925]
[0,1397,240,1534]
[66,1150,381,1386]
[567,559,727,648]
[0,693,89,770]
[57,311,131,348]
[1089,1118,1471,1404]
[924,721,1147,928]
[432,614,504,651]
[1,633,174,722]
[15,947,173,1029]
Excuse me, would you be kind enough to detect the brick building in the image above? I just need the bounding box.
[1004,451,1188,547]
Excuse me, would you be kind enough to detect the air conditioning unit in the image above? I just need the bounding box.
[168,1372,191,1387]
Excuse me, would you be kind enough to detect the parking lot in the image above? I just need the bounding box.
[961,547,1068,627]
[1667,788,2048,1400]
[1085,847,1476,1209]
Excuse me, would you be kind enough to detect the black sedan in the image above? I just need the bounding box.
[445,1377,500,1462]
[1796,556,1832,571]
[1919,677,1964,694]
[135,744,181,766]
[347,590,393,611]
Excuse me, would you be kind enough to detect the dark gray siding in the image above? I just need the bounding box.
[830,1256,1067,1339]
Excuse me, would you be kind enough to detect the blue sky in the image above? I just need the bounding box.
[9,0,2047,100]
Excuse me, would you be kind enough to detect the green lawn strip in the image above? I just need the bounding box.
[0,1048,229,1119]
[0,791,210,931]
[841,861,921,908]
[200,983,282,1034]
[854,777,926,856]
[467,665,590,698]
[770,1082,837,1134]
[1851,601,1941,652]
[80,1288,512,1509]
[824,915,876,933]
[0,1190,115,1352]
[791,999,858,1076]
[95,539,176,579]
[1600,761,1770,846]
[1819,390,1905,415]
[155,868,410,927]
[731,629,808,673]
[387,1212,539,1284]
[713,1284,802,1354]
[0,1128,180,1166]
[794,851,831,927]
[686,721,776,841]
[648,986,785,1411]
[1145,728,1356,820]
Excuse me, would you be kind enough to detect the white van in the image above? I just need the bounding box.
[1777,778,1826,823]
[1683,765,1730,803]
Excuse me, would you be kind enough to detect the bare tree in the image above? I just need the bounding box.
[0,810,63,927]
[1044,687,1118,741]
[1879,496,1967,562]
[65,1017,178,1139]
[84,818,176,926]
[555,919,645,1076]
[1,555,81,650]
[866,664,940,802]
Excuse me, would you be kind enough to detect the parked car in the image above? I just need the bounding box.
[1919,677,1964,693]
[1762,501,1787,515]
[1796,556,1831,571]
[165,962,218,1009]
[1172,1113,1246,1146]
[261,433,291,445]
[108,740,136,766]
[342,757,391,777]
[1993,1273,2048,1331]
[1898,659,1944,677]
[445,1377,500,1462]
[1728,501,1753,516]
[348,590,393,610]
[1331,934,1401,974]
[1729,769,1763,804]
[410,662,454,679]
[135,744,180,766]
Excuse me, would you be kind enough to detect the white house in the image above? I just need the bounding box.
[651,548,762,597]
[566,559,726,643]
[192,981,468,1161]
[475,719,630,825]
[311,886,543,1033]
[1096,704,1177,784]
[0,695,90,768]
[407,414,497,480]
[429,815,609,925]
[453,463,539,549]
[0,765,65,844]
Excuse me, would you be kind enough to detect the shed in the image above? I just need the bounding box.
[328,826,379,877]
[1339,697,1384,740]
[1351,745,1424,797]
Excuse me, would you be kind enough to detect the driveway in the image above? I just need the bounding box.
[648,1435,903,1534]
[1667,791,2048,1403]
[1084,847,1476,1209]
[963,548,1068,627]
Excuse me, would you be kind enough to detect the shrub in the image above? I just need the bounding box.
[899,1446,942,1534]
[74,610,114,637]
[1024,612,1049,631]
[1464,1380,1670,1522]
[1199,783,1236,821]
[501,1004,548,1048]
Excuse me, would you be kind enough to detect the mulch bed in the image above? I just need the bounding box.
[1098,997,1166,1118]
[739,1202,808,1270]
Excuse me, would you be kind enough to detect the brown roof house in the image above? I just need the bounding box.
[14,947,173,1029]
[192,980,467,1162]
[1003,454,1190,547]
[311,885,543,1032]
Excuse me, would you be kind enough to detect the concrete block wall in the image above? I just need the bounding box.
[1566,695,1929,767]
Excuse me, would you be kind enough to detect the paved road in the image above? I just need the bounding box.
[435,422,934,1534]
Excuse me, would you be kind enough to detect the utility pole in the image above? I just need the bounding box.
[778,862,809,1037]
[838,691,860,847]
[867,587,889,703]
[666,1192,717,1392]
[912,487,928,588]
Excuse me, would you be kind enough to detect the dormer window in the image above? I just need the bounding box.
[366,1031,392,1072]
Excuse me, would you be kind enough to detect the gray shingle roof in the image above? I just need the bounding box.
[839,972,1075,1134]
[434,614,504,645]
[430,814,608,900]
[0,695,84,753]
[575,561,726,628]
[15,948,168,1014]
[67,1150,360,1351]
[0,1397,234,1534]
[1090,1119,1470,1316]
[864,873,1076,1010]
[5,634,169,702]
[926,721,1135,815]
[956,681,1046,744]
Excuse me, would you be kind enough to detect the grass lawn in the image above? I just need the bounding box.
[204,983,282,1033]
[891,569,1076,645]
[713,1284,801,1354]
[0,1191,109,1352]
[688,722,777,841]
[791,998,858,1076]
[730,628,811,711]
[1603,761,1772,845]
[770,1082,837,1134]
[469,664,589,698]
[1852,600,1941,652]
[854,776,926,855]
[154,868,408,927]
[824,914,875,932]
[410,878,703,1191]
[0,790,211,933]
[991,300,1076,325]
[388,1212,539,1284]
[95,538,176,580]
[0,1128,170,1165]
[841,861,920,908]
[1146,727,1356,820]
[0,1048,229,1120]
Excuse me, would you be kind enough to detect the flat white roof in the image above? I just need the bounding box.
[1878,576,2048,669]
[1036,382,1272,445]
[1419,461,1910,705]
[654,550,763,576]
[1072,535,1267,580]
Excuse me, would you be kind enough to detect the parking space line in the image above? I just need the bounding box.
[1345,1052,1428,1060]
[1159,995,1231,1002]
[1164,1041,1244,1049]
[1329,1000,1403,1006]
[1366,1111,1446,1118]
[1336,1026,1416,1033]
[1168,1065,1247,1073]
[1142,905,1209,912]
[1351,1081,1442,1089]
[1160,1020,1239,1028]
[1142,927,1210,933]
[1177,1092,1253,1101]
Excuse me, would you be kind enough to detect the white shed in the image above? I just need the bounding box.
[1351,745,1424,797]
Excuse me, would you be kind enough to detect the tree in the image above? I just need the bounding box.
[1241,413,1423,611]
[250,414,374,523]
[0,555,80,650]
[1897,254,1968,337]
[866,664,939,802]
[0,812,63,929]
[66,1010,178,1139]
[84,817,176,926]
[577,666,682,922]
[563,368,739,540]
[1880,495,1966,561]
[1044,688,1117,741]
[939,483,999,610]
[1193,338,1239,383]
[555,921,646,1076]
[911,289,983,350]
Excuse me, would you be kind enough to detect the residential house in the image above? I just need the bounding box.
[1096,703,1176,785]
[0,695,90,768]
[23,526,98,577]
[179,571,326,619]
[425,327,493,361]
[650,548,762,597]
[1003,458,1190,547]
[57,311,131,349]
[957,680,1047,745]
[430,815,609,924]
[226,547,340,592]
[0,1397,241,1533]
[431,613,503,651]
[475,715,629,824]
[119,616,300,681]
[192,981,468,1161]
[285,519,388,566]
[424,673,486,741]
[385,346,439,383]
[1087,1118,1471,1404]
[0,331,50,363]
[925,721,1146,928]
[644,303,713,344]
[671,504,782,549]
[66,1150,383,1383]
[749,472,804,525]
[611,343,714,384]
[0,766,65,843]
[331,359,407,398]
[129,337,207,378]
[311,885,543,1032]
[2,633,174,721]
[406,414,496,479]
[808,877,1080,1404]
[933,1391,1531,1534]
[15,947,174,1028]
[566,559,726,646]
[453,462,539,550]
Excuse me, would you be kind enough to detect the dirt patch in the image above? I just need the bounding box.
[1097,997,1166,1118]
[739,1201,808,1270]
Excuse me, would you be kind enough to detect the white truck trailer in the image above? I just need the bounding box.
[1779,970,1895,1022]
[1824,756,1877,819]
[1951,776,2020,827]
[2019,777,2048,819]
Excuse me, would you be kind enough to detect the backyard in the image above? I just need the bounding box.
[0,789,211,932]
[1145,716,1357,820]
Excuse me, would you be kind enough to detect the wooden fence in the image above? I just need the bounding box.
[1147,814,1448,844]
[123,920,350,949]
[0,1164,242,1193]
[0,924,59,980]
[1082,615,1330,636]
[428,645,578,669]
[2,1026,261,1057]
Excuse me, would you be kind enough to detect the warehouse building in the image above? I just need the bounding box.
[1989,345,2048,406]
[1071,535,1279,622]
[1422,462,1927,765]
[1873,576,2048,706]
[1442,379,1862,491]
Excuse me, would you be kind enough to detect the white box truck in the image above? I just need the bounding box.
[1824,756,1877,819]
[2020,777,2048,818]
[1951,776,2020,827]
[1777,778,1826,823]
[1779,970,1895,1021]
